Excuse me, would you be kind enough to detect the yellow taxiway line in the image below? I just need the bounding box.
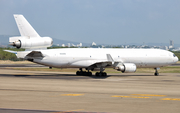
[161,98,180,101]
[61,94,84,96]
[112,95,151,99]
[131,94,166,97]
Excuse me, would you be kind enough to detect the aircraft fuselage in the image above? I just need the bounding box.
[19,48,178,68]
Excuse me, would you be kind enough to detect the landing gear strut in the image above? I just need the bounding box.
[154,68,159,76]
[76,68,92,76]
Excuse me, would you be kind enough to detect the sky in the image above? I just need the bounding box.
[0,0,180,45]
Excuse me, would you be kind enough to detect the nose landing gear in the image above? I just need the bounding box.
[154,68,159,76]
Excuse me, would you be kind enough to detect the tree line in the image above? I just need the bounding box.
[0,48,24,61]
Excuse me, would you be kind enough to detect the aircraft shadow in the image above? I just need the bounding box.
[0,72,157,80]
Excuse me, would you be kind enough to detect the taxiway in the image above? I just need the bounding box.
[0,68,180,113]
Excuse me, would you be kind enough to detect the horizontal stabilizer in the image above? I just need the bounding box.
[4,50,17,54]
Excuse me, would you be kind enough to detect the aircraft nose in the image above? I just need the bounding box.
[173,56,179,63]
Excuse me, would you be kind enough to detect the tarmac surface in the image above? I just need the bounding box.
[0,68,180,113]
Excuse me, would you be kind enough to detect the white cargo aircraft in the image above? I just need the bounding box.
[5,14,178,76]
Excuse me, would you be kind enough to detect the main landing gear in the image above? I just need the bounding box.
[154,68,159,76]
[76,68,92,76]
[95,67,107,77]
[76,68,107,77]
[95,72,107,77]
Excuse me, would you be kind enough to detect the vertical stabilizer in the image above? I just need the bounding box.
[14,14,40,37]
[9,14,53,50]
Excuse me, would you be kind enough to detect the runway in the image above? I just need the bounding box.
[0,68,180,113]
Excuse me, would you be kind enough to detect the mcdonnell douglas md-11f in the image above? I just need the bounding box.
[5,15,178,76]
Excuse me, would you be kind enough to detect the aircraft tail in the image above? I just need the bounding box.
[14,14,40,37]
[9,14,53,51]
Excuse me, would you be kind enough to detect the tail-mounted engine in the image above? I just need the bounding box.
[9,37,53,49]
[114,63,136,73]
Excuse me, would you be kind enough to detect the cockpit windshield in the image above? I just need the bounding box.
[173,54,176,57]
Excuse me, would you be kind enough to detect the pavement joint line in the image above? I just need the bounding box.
[161,98,180,101]
[112,95,151,99]
[131,94,166,97]
[50,109,84,113]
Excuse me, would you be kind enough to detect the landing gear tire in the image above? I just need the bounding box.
[154,72,159,76]
[76,71,83,75]
[154,68,159,76]
[103,72,107,76]
[82,71,86,75]
[95,72,100,76]
[76,71,80,75]
[87,72,92,76]
[95,72,107,77]
[76,70,92,76]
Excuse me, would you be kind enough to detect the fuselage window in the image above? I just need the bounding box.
[60,53,66,55]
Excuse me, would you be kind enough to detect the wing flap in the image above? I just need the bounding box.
[70,59,112,68]
[70,54,117,68]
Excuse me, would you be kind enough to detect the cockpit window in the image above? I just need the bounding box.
[173,54,176,57]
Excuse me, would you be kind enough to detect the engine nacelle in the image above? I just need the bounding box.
[115,63,136,73]
[9,37,53,49]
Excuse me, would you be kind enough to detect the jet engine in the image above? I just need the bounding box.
[115,63,136,73]
[9,37,53,49]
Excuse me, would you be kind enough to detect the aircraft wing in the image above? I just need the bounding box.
[70,54,115,68]
[71,59,112,68]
